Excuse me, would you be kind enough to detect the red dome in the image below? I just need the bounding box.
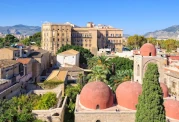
[80,81,113,109]
[116,81,142,110]
[140,43,156,56]
[160,82,168,98]
[164,99,179,120]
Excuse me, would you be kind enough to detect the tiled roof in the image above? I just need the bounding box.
[59,49,79,55]
[0,59,19,68]
[16,58,32,64]
[46,70,68,82]
[59,66,83,72]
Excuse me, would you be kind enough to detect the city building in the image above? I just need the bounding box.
[0,47,32,60]
[75,81,178,122]
[0,59,20,81]
[28,49,51,76]
[57,49,80,67]
[41,22,123,55]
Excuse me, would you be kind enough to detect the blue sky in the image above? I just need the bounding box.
[0,0,179,35]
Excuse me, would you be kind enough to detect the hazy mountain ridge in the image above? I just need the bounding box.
[144,25,179,40]
[0,24,41,36]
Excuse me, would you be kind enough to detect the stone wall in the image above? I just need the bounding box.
[32,96,67,122]
[75,112,135,122]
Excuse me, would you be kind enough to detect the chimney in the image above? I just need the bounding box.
[19,46,23,58]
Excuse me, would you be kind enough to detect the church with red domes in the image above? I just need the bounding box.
[75,43,179,122]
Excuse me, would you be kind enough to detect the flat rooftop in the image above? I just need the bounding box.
[0,59,19,68]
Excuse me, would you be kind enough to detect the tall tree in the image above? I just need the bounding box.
[3,34,19,46]
[29,32,41,47]
[135,63,166,122]
[127,35,147,49]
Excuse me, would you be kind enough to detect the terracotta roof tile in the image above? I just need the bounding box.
[16,58,31,64]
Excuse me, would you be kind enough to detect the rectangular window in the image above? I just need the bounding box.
[57,33,59,36]
[58,39,59,41]
[62,38,64,41]
[53,38,55,41]
[62,33,64,36]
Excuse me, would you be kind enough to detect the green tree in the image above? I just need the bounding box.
[87,65,110,83]
[57,44,94,64]
[29,32,41,47]
[21,38,31,45]
[127,35,147,49]
[0,37,4,48]
[87,56,110,69]
[65,84,82,122]
[135,63,166,122]
[109,69,133,91]
[108,57,133,71]
[3,34,19,46]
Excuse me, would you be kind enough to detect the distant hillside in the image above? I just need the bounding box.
[123,34,130,38]
[0,24,41,36]
[144,25,179,40]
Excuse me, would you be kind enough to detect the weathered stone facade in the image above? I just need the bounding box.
[75,95,136,122]
[133,55,167,84]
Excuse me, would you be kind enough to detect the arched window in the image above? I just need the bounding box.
[137,65,140,76]
[96,120,100,122]
[96,105,100,109]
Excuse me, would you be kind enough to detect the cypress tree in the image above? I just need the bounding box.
[135,63,166,122]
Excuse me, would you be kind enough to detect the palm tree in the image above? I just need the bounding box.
[87,56,110,69]
[109,69,133,91]
[87,65,110,84]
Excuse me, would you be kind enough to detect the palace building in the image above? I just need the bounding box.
[41,22,123,55]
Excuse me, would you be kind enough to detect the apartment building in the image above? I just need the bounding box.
[41,22,123,55]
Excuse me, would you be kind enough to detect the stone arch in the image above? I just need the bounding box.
[142,59,163,81]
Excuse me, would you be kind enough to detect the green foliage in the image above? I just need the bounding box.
[109,69,133,91]
[135,63,166,122]
[127,35,147,49]
[57,44,94,64]
[38,80,63,89]
[64,84,82,122]
[87,56,110,69]
[29,32,41,47]
[0,93,56,122]
[87,65,110,84]
[108,57,133,71]
[0,38,4,48]
[0,95,42,122]
[3,34,19,46]
[34,92,57,110]
[88,56,133,91]
[21,38,31,46]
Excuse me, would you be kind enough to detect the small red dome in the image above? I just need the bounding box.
[116,81,142,110]
[160,82,168,98]
[140,43,156,56]
[80,81,113,109]
[164,99,179,120]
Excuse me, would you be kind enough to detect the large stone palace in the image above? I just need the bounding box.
[41,22,123,55]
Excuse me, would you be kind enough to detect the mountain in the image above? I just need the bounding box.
[144,25,179,40]
[123,34,130,38]
[0,24,41,36]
